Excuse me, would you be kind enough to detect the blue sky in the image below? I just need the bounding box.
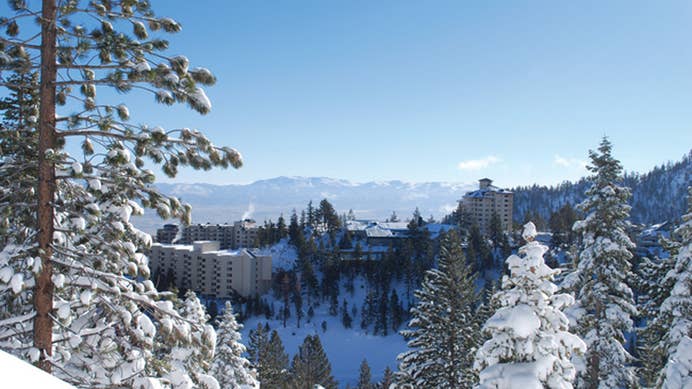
[12,1,692,187]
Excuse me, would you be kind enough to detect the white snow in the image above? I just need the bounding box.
[663,336,692,389]
[485,304,541,339]
[241,276,407,385]
[479,362,544,389]
[0,349,75,388]
[190,87,212,112]
[71,162,83,175]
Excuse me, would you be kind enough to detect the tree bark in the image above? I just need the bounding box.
[35,0,57,372]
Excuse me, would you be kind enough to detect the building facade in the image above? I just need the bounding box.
[460,178,513,235]
[149,241,272,298]
[155,224,179,244]
[177,219,259,249]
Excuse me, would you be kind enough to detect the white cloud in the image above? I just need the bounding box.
[457,155,501,171]
[553,154,587,169]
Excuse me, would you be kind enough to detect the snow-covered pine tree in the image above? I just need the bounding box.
[0,1,241,386]
[210,302,258,389]
[290,334,337,389]
[161,290,218,388]
[474,222,586,388]
[396,231,480,388]
[261,330,290,388]
[563,137,638,388]
[357,358,373,389]
[637,254,676,386]
[656,187,691,388]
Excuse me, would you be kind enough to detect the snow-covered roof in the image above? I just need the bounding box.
[365,225,393,238]
[464,186,513,198]
[640,222,670,236]
[345,220,371,231]
[151,242,193,251]
[375,222,409,230]
[424,223,456,238]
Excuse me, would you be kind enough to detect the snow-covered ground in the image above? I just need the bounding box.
[0,350,75,388]
[241,314,407,387]
[254,239,297,270]
[240,274,408,387]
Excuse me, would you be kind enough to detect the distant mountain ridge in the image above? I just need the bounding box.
[133,177,475,233]
[133,152,691,234]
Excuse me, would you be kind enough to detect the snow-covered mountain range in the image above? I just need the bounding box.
[134,177,475,233]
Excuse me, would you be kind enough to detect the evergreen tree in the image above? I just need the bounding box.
[549,203,578,247]
[277,215,288,239]
[290,334,337,389]
[475,280,502,338]
[289,210,305,247]
[318,198,341,233]
[261,330,290,388]
[379,366,394,389]
[474,222,586,388]
[488,211,504,246]
[247,323,269,373]
[0,1,241,385]
[357,359,373,389]
[650,187,692,388]
[307,200,316,228]
[563,138,638,388]
[342,299,353,329]
[389,289,404,332]
[396,231,479,387]
[210,302,258,388]
[340,230,353,249]
[637,254,676,386]
[166,291,218,388]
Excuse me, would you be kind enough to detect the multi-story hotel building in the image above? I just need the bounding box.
[155,224,179,244]
[460,178,514,234]
[149,241,272,298]
[176,219,259,249]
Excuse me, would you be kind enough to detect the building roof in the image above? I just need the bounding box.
[464,186,513,198]
[365,225,393,238]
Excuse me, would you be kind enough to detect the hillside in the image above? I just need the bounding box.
[513,151,691,225]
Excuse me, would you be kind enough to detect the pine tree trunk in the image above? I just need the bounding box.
[34,0,57,372]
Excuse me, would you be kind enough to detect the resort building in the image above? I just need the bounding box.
[149,241,272,298]
[459,178,514,234]
[155,224,179,244]
[177,219,259,249]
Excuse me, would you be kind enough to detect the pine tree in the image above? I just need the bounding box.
[379,366,394,389]
[475,280,501,339]
[0,1,241,385]
[396,231,479,388]
[654,187,692,388]
[277,215,288,239]
[210,302,258,388]
[563,138,638,388]
[474,222,586,388]
[357,359,373,389]
[163,291,218,388]
[290,334,337,389]
[637,254,675,386]
[247,323,269,373]
[261,330,290,388]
